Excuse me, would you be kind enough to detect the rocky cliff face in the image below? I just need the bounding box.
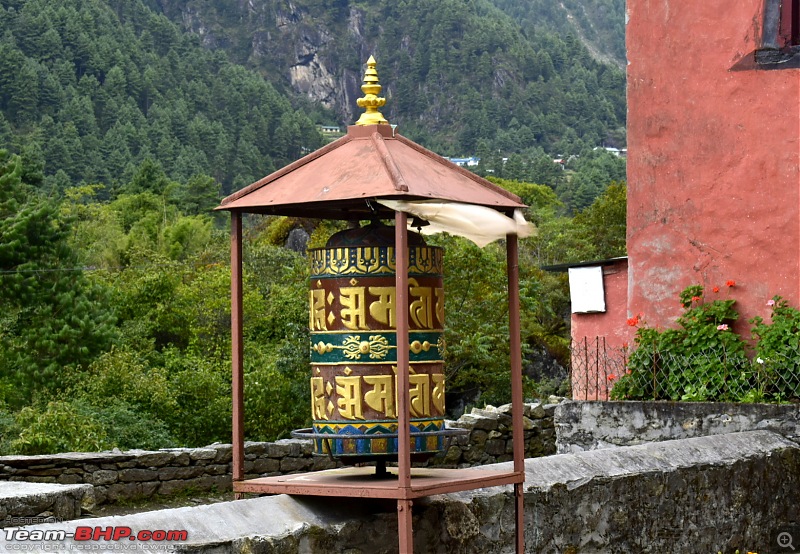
[159,0,368,124]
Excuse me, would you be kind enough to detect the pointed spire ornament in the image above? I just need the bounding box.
[355,56,389,126]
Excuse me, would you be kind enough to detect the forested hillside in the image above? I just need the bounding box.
[0,0,626,201]
[151,0,627,158]
[490,0,626,68]
[0,0,323,195]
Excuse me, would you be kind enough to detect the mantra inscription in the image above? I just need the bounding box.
[309,277,444,332]
[311,364,445,421]
[308,241,446,457]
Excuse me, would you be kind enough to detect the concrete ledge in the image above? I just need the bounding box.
[2,431,797,552]
[0,482,94,528]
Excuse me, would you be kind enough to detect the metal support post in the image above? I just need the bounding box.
[395,210,413,553]
[507,234,525,553]
[231,212,245,498]
[398,500,414,553]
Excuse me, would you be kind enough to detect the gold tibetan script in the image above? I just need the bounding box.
[315,372,444,419]
[312,286,443,330]
[408,278,434,329]
[335,375,364,419]
[310,377,327,420]
[368,286,396,327]
[363,374,396,417]
[339,287,368,330]
[309,289,327,331]
[431,373,445,414]
[409,373,431,417]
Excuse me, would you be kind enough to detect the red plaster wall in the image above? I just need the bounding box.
[571,260,630,400]
[626,0,800,332]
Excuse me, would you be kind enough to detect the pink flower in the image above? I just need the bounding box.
[717,324,729,331]
[767,299,776,306]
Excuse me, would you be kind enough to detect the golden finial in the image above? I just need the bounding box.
[355,56,389,126]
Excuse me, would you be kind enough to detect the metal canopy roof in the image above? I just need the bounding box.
[217,124,525,219]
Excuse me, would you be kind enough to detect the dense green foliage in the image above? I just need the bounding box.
[751,297,800,401]
[0,151,116,398]
[477,147,627,213]
[611,285,749,402]
[490,0,626,67]
[0,146,626,453]
[0,0,323,194]
[612,286,800,403]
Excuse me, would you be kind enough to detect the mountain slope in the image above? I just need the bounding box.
[151,0,627,156]
[489,0,626,68]
[0,0,323,193]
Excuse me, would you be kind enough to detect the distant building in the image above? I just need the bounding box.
[594,146,628,158]
[319,125,341,134]
[445,156,480,167]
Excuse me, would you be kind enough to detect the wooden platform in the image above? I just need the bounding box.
[234,467,524,500]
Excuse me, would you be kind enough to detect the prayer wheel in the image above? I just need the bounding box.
[306,222,446,462]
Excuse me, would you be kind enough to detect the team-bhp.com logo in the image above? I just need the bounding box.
[5,527,188,542]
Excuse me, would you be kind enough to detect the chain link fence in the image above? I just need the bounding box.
[571,337,800,403]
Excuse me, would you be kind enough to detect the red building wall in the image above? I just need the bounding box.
[626,0,800,332]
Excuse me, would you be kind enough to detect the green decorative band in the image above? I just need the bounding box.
[310,331,444,363]
[310,246,443,278]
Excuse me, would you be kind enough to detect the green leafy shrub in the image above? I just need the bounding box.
[751,296,800,401]
[611,284,750,402]
[10,401,111,455]
[244,324,310,441]
[73,346,179,426]
[79,402,175,451]
[162,348,232,446]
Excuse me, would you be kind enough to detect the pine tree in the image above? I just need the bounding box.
[0,150,116,400]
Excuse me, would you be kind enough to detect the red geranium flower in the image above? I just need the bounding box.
[726,280,735,287]
[712,286,720,293]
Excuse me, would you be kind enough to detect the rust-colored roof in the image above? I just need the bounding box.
[217,124,525,219]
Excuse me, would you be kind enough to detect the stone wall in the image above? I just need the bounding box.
[7,431,798,553]
[0,401,561,509]
[556,400,800,453]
